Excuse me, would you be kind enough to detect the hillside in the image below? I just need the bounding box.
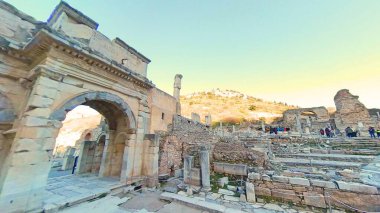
[180,89,297,124]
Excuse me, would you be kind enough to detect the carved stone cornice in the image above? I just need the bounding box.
[0,30,155,89]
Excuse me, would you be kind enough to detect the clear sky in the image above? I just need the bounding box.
[5,0,380,108]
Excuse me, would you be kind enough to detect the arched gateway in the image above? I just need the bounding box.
[0,1,180,212]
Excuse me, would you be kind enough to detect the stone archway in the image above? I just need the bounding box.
[50,91,136,130]
[50,92,137,179]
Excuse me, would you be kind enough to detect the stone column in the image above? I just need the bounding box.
[296,114,302,133]
[261,121,265,133]
[173,74,183,114]
[130,98,150,179]
[232,125,235,133]
[141,133,159,187]
[120,129,136,184]
[98,130,115,177]
[246,182,256,203]
[377,112,380,119]
[200,146,211,191]
[205,114,212,126]
[183,156,194,184]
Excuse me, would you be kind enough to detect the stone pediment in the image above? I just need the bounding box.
[47,1,98,30]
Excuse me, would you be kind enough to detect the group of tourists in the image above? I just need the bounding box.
[345,127,358,138]
[368,127,380,138]
[319,127,335,138]
[268,126,290,134]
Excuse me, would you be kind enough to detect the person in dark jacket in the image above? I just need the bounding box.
[325,127,331,138]
[369,127,376,138]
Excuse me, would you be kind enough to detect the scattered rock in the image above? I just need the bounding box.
[224,195,240,202]
[218,188,235,196]
[239,194,247,202]
[263,203,285,212]
[227,185,237,191]
[218,177,229,187]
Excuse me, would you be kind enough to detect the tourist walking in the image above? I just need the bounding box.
[319,129,325,136]
[376,129,380,138]
[325,127,331,138]
[369,127,376,138]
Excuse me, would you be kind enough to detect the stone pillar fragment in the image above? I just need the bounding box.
[261,121,265,133]
[296,114,302,133]
[246,182,256,203]
[205,114,212,126]
[200,146,211,191]
[173,74,183,115]
[183,156,194,184]
[191,113,200,122]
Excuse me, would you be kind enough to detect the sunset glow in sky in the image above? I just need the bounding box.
[6,0,380,108]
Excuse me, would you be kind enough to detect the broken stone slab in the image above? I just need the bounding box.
[191,185,202,193]
[206,193,222,201]
[239,194,247,202]
[245,182,256,203]
[310,179,337,189]
[272,175,289,183]
[303,192,326,208]
[160,192,232,212]
[288,177,310,186]
[263,203,285,212]
[177,191,187,196]
[218,177,229,187]
[223,195,240,202]
[247,172,261,180]
[227,185,237,191]
[163,186,178,193]
[336,181,378,194]
[261,174,271,181]
[218,189,235,196]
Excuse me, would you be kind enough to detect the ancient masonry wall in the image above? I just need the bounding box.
[158,115,217,175]
[248,172,380,212]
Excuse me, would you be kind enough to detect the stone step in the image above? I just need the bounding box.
[160,192,245,213]
[275,153,375,163]
[271,157,364,169]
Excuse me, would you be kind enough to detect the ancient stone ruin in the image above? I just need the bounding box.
[0,1,379,213]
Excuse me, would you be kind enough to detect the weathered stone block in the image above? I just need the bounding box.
[288,177,310,186]
[337,181,378,194]
[255,187,271,196]
[23,116,49,127]
[303,192,326,208]
[24,108,52,118]
[28,95,54,108]
[272,175,289,183]
[310,179,336,189]
[246,182,256,203]
[248,172,261,180]
[34,86,58,99]
[272,189,301,203]
[19,127,57,139]
[213,162,247,176]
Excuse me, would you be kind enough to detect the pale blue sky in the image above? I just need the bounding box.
[5,0,380,108]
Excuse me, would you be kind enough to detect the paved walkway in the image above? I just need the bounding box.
[44,174,123,210]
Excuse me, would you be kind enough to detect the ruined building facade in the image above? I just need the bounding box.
[0,1,180,212]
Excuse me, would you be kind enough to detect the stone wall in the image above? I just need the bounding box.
[212,142,266,167]
[149,88,177,133]
[283,107,330,133]
[334,89,376,133]
[248,172,380,212]
[158,115,217,175]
